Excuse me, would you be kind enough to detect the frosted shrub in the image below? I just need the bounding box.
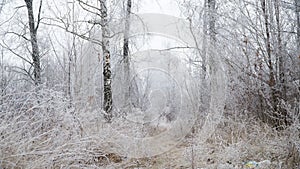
[0,89,84,168]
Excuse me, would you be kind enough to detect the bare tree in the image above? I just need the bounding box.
[208,0,216,43]
[257,0,292,126]
[261,0,278,112]
[202,0,208,78]
[207,0,217,75]
[100,0,113,122]
[215,0,299,128]
[274,0,287,99]
[296,0,300,53]
[67,0,77,104]
[0,48,13,97]
[123,0,131,108]
[24,0,42,86]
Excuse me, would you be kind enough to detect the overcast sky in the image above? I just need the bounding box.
[138,0,182,16]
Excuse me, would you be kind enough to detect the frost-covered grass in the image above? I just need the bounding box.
[124,114,299,169]
[186,114,299,169]
[0,91,299,168]
[0,90,103,168]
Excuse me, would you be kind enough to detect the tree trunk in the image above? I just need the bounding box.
[202,0,208,79]
[24,0,41,86]
[208,0,216,43]
[123,0,131,108]
[274,0,290,127]
[0,49,4,98]
[100,0,113,122]
[274,0,286,100]
[261,0,277,110]
[295,0,300,110]
[208,0,216,74]
[68,0,77,105]
[296,0,300,53]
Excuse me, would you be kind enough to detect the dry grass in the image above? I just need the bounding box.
[0,91,299,168]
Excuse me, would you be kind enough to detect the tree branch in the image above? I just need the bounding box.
[0,41,33,66]
[5,31,30,41]
[35,0,43,31]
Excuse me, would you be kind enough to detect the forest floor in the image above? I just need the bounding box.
[78,111,299,169]
[1,107,299,169]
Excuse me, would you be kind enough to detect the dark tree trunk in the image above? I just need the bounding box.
[296,0,300,53]
[202,0,208,78]
[123,0,131,108]
[274,0,289,126]
[274,0,285,97]
[24,0,41,86]
[261,0,277,110]
[208,0,216,43]
[208,0,217,74]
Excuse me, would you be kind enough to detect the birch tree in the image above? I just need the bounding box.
[100,0,113,122]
